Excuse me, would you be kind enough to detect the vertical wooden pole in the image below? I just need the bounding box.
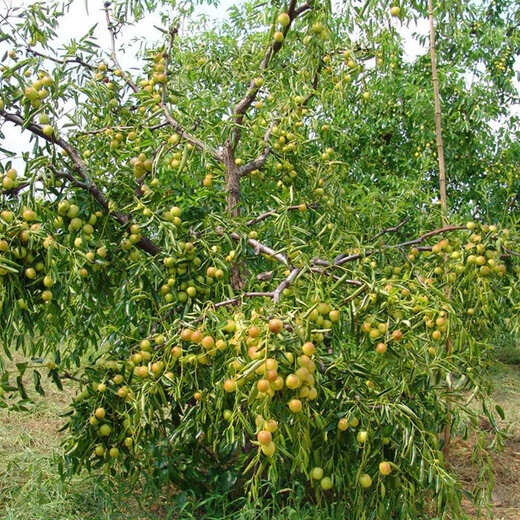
[428,0,448,225]
[428,0,452,453]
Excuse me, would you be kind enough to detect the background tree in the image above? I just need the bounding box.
[0,0,519,517]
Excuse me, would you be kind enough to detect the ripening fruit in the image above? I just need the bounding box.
[277,12,290,26]
[392,330,403,341]
[376,342,387,354]
[286,374,301,389]
[273,31,284,43]
[257,379,270,392]
[379,461,392,475]
[261,441,276,456]
[109,447,119,458]
[302,341,315,356]
[288,398,302,413]
[257,430,272,445]
[264,419,278,432]
[95,445,105,456]
[41,290,53,302]
[338,418,349,431]
[359,474,373,488]
[320,476,333,490]
[268,318,283,334]
[95,407,106,419]
[224,379,237,392]
[357,430,368,444]
[99,424,111,437]
[201,336,214,350]
[311,467,324,480]
[390,6,401,16]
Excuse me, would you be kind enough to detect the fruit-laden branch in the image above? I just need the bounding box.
[227,0,311,150]
[102,5,219,161]
[239,64,323,177]
[0,110,161,256]
[315,225,468,268]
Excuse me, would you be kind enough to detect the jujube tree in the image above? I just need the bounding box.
[0,0,519,517]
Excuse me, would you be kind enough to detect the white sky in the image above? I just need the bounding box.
[0,0,429,170]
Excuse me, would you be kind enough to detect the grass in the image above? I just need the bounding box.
[1,340,520,520]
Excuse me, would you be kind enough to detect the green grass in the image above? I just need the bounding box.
[1,341,520,520]
[0,382,158,520]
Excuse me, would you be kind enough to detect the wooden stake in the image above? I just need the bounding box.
[428,0,448,224]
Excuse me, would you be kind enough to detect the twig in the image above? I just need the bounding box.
[502,245,520,258]
[162,26,178,104]
[245,202,317,226]
[104,4,139,93]
[230,231,289,266]
[273,267,301,303]
[370,216,410,241]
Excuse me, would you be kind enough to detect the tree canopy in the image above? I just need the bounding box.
[0,0,519,517]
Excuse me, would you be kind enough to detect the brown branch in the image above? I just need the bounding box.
[210,292,275,310]
[104,4,139,93]
[370,216,410,241]
[1,110,161,256]
[239,121,277,177]
[273,267,301,303]
[26,47,98,71]
[0,182,30,196]
[230,231,289,266]
[227,0,310,150]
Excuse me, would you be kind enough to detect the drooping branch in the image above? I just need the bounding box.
[0,110,162,256]
[239,61,323,177]
[230,231,289,266]
[26,47,98,71]
[315,225,468,268]
[273,267,301,303]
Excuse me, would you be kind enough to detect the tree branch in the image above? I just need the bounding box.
[0,110,162,256]
[273,267,301,303]
[370,216,410,241]
[227,0,309,150]
[245,202,317,226]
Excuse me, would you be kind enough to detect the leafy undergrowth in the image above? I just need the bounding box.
[449,339,520,520]
[1,348,520,520]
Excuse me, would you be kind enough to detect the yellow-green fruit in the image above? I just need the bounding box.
[311,467,324,480]
[320,476,333,490]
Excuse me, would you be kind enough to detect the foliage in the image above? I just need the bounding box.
[0,0,520,517]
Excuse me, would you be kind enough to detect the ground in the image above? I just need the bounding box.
[1,343,519,520]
